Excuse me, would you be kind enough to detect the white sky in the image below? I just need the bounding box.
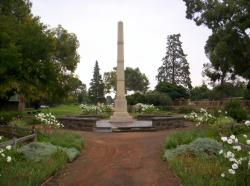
[30,0,211,89]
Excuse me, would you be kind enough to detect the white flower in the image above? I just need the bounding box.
[221,137,227,142]
[6,145,11,150]
[232,163,238,170]
[227,139,233,144]
[219,150,223,154]
[232,146,241,151]
[1,153,5,158]
[226,151,235,158]
[0,136,2,140]
[234,138,238,143]
[246,140,250,145]
[6,156,11,163]
[221,173,225,177]
[229,158,236,162]
[230,135,236,140]
[243,134,247,138]
[228,169,235,174]
[245,120,250,126]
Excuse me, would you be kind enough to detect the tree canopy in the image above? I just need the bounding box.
[103,67,149,93]
[0,0,82,106]
[183,0,250,87]
[88,61,105,104]
[157,34,192,89]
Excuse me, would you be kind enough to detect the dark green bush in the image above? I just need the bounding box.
[0,112,20,125]
[224,100,248,122]
[155,82,189,100]
[177,106,197,114]
[145,91,172,106]
[127,92,146,105]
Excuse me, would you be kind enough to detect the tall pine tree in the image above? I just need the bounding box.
[157,34,192,89]
[88,61,105,104]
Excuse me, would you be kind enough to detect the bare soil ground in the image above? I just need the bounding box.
[43,129,183,186]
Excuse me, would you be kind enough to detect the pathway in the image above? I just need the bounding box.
[43,129,182,186]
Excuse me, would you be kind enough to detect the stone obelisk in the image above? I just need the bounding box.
[110,21,133,124]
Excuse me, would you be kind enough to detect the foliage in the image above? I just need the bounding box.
[224,100,248,122]
[209,82,247,100]
[126,92,146,105]
[18,142,80,162]
[133,103,159,114]
[219,130,250,178]
[165,128,218,149]
[103,67,149,93]
[88,61,105,104]
[0,0,81,107]
[156,33,192,89]
[35,112,63,131]
[144,91,172,106]
[0,111,20,125]
[155,81,189,100]
[0,145,12,163]
[38,131,84,151]
[0,149,68,186]
[190,84,211,100]
[183,0,250,90]
[164,138,222,160]
[184,108,219,126]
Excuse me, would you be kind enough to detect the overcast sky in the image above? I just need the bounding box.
[31,0,212,89]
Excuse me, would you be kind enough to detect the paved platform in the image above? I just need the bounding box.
[95,120,153,132]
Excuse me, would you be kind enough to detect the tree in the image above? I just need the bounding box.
[88,61,105,104]
[157,34,192,89]
[155,82,189,100]
[103,67,149,93]
[190,84,211,100]
[0,0,81,107]
[183,0,250,87]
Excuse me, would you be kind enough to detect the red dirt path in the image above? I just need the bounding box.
[43,130,182,186]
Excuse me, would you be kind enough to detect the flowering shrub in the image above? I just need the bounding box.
[134,103,159,113]
[79,104,114,114]
[35,113,63,129]
[219,121,250,178]
[0,144,12,163]
[184,108,216,126]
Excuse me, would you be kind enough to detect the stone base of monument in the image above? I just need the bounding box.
[94,116,187,132]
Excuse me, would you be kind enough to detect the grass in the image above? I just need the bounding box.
[165,127,218,149]
[169,155,237,186]
[164,124,250,186]
[38,130,84,151]
[0,150,68,186]
[41,104,82,116]
[0,130,84,186]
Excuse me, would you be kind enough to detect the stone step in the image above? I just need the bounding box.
[112,127,157,132]
[93,127,112,133]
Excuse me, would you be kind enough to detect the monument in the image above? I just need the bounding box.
[110,21,133,124]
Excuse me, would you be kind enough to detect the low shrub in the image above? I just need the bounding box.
[165,128,218,149]
[164,138,222,160]
[0,112,20,125]
[133,103,159,113]
[224,100,248,122]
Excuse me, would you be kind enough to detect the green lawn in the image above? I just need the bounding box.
[42,104,82,116]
